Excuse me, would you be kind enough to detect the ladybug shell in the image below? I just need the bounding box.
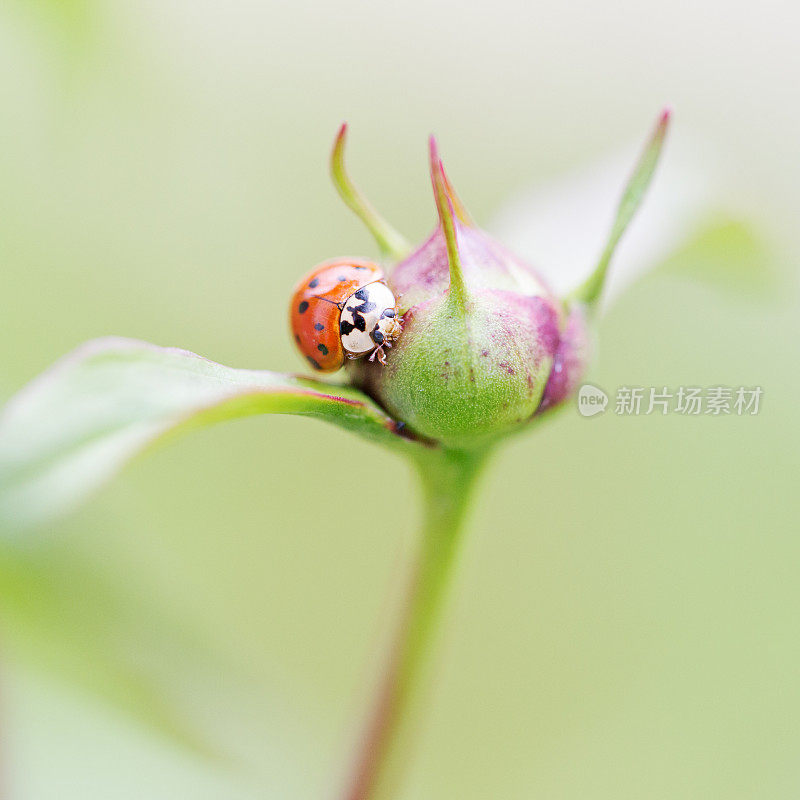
[289,258,384,372]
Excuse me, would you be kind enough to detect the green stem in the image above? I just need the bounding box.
[341,446,490,800]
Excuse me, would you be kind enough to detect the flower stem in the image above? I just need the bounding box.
[341,446,490,800]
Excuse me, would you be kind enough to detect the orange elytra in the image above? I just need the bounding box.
[289,258,402,372]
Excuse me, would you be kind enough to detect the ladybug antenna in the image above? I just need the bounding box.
[429,135,468,309]
[331,124,411,262]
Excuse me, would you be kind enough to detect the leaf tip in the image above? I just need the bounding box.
[332,121,348,164]
[652,106,672,148]
[329,124,410,261]
[428,136,468,306]
[569,107,672,309]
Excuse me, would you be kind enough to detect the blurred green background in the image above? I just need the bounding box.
[1,1,798,798]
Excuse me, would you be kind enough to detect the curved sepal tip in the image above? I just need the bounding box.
[570,107,672,309]
[330,124,411,261]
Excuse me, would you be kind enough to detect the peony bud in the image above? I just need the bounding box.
[332,113,669,448]
[340,138,582,447]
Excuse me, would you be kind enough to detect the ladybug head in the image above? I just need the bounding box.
[375,309,402,345]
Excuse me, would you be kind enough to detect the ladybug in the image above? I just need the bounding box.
[289,258,403,372]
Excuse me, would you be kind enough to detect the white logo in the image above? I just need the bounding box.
[577,384,608,417]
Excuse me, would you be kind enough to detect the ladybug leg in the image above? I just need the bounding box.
[369,345,388,365]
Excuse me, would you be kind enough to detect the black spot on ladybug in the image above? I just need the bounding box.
[349,289,377,318]
[317,343,329,356]
[294,334,301,344]
[381,308,396,318]
[340,316,366,335]
[298,300,309,314]
[372,329,385,344]
[306,355,322,370]
[314,322,324,331]
[309,278,319,288]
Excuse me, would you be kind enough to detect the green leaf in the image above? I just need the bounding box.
[654,216,779,298]
[0,337,427,532]
[0,545,224,759]
[570,107,671,308]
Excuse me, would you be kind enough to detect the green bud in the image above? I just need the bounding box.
[343,138,567,447]
[334,112,670,448]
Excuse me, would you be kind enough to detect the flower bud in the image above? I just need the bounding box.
[344,138,588,447]
[332,113,668,447]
